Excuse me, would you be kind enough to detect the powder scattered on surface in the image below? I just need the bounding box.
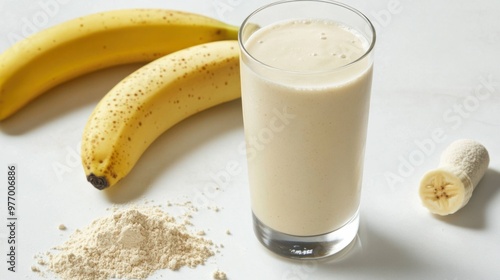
[36,206,216,280]
[213,269,227,280]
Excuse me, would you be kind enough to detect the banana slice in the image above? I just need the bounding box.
[419,166,471,215]
[419,139,489,216]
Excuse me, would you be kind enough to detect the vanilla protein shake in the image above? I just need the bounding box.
[241,19,374,236]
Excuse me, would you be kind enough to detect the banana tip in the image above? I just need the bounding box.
[87,174,109,190]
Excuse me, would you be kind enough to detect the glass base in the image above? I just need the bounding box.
[252,211,359,259]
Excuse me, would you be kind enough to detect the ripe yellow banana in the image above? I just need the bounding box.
[0,9,238,120]
[81,40,240,190]
[419,139,489,215]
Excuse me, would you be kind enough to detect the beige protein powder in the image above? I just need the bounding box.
[34,206,216,280]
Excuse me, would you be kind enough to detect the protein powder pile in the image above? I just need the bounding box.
[33,205,220,280]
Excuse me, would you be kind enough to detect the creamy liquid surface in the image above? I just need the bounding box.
[241,19,373,235]
[246,19,368,72]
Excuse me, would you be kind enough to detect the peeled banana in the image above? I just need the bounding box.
[0,9,238,120]
[419,139,489,215]
[81,40,240,190]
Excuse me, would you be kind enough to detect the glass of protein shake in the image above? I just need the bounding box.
[238,0,376,259]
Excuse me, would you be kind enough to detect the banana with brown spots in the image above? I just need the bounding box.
[0,9,238,120]
[81,40,240,190]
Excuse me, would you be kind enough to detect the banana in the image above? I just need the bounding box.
[0,9,238,120]
[419,139,489,215]
[81,40,240,190]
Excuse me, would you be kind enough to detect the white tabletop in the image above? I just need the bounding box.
[1,0,499,279]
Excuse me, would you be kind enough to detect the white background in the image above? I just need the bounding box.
[1,0,500,279]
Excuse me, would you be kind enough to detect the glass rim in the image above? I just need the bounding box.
[238,0,377,75]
